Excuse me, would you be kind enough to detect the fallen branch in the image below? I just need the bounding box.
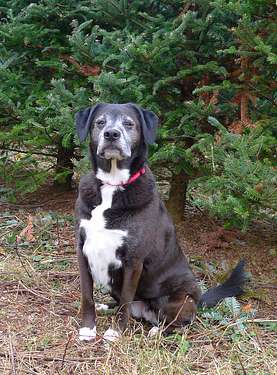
[8,333,17,375]
[255,284,277,290]
[14,243,32,278]
[245,319,277,324]
[60,332,73,370]
[0,197,73,209]
[237,353,247,375]
[0,352,106,363]
[17,281,51,302]
[0,147,57,158]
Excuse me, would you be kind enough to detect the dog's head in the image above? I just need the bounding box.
[75,103,159,163]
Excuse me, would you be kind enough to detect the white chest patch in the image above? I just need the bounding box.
[80,162,128,290]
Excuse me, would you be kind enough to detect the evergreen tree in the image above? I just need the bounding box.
[0,0,276,228]
[0,0,93,192]
[70,0,276,226]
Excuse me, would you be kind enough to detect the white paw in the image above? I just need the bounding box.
[148,326,160,338]
[79,326,97,341]
[103,328,121,343]
[95,303,109,311]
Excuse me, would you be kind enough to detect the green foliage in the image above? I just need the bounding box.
[0,0,276,228]
[70,0,276,228]
[191,118,276,229]
[0,0,92,193]
[201,296,255,333]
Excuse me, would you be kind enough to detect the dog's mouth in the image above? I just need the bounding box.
[97,146,130,160]
[100,148,122,160]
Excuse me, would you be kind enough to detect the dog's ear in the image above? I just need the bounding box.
[75,104,102,142]
[128,103,159,145]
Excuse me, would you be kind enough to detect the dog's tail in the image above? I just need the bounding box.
[198,260,247,308]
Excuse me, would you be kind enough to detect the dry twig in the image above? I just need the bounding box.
[8,332,17,375]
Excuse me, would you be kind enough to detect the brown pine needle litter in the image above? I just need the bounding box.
[0,208,276,375]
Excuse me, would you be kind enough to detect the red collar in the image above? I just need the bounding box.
[102,167,146,187]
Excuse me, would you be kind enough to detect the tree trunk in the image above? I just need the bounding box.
[165,170,188,224]
[54,144,74,190]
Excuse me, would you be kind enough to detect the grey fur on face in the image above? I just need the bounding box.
[92,112,141,161]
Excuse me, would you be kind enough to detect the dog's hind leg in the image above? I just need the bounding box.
[130,301,158,325]
[103,259,143,342]
[158,292,198,334]
[95,301,118,312]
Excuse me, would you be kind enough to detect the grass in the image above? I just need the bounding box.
[0,209,276,374]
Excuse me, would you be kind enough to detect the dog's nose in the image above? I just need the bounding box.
[104,129,121,141]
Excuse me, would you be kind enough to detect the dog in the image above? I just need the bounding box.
[75,103,246,342]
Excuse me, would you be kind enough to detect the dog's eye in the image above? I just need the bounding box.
[96,120,105,128]
[123,121,134,128]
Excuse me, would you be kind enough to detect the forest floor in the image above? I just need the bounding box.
[0,185,276,375]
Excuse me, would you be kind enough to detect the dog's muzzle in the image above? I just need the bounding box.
[97,127,131,160]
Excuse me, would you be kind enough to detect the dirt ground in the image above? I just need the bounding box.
[0,186,276,374]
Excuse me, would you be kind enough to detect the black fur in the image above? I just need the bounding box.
[127,103,159,145]
[75,103,246,331]
[75,104,102,142]
[199,260,247,307]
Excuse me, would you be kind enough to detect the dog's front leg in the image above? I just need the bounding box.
[77,247,97,341]
[117,260,143,331]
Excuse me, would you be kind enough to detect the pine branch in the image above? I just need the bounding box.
[61,54,101,76]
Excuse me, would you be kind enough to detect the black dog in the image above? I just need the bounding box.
[75,103,245,342]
